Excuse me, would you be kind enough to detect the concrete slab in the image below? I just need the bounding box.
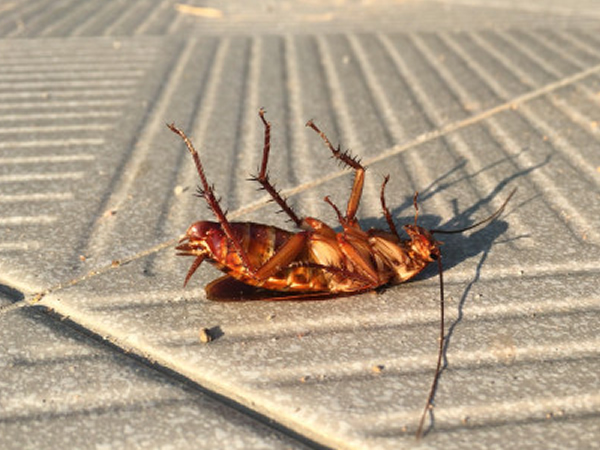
[1,1,600,449]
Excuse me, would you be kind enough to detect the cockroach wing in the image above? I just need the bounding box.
[205,275,263,301]
[205,275,352,302]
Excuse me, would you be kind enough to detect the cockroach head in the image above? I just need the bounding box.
[181,221,214,241]
[403,224,441,261]
[177,221,222,253]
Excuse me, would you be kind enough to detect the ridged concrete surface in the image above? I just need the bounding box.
[1,1,599,449]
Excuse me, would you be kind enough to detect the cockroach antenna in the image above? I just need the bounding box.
[431,188,517,235]
[415,187,517,439]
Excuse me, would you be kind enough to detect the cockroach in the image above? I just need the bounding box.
[169,109,515,438]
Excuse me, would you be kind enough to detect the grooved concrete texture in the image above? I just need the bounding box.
[1,1,600,449]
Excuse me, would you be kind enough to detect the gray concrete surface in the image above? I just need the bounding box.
[1,1,600,449]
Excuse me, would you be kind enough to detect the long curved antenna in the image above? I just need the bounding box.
[416,256,445,439]
[431,188,517,235]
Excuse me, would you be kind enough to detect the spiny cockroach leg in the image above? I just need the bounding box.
[248,109,304,228]
[305,120,365,223]
[167,123,257,276]
[380,175,401,239]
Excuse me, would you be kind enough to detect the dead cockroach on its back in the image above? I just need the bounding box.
[169,109,515,438]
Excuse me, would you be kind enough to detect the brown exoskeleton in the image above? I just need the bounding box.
[170,109,515,438]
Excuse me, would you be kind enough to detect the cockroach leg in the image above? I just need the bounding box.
[183,255,206,287]
[380,175,401,239]
[248,109,304,228]
[167,123,257,276]
[412,191,420,226]
[254,232,308,279]
[305,120,365,223]
[324,196,346,226]
[337,233,380,284]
